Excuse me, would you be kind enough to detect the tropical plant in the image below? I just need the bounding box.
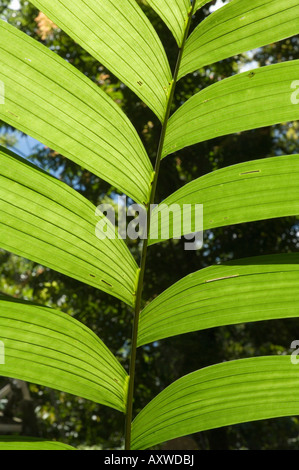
[0,0,298,450]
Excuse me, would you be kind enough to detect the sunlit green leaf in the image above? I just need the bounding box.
[29,0,172,121]
[164,61,299,157]
[0,146,138,306]
[138,253,299,346]
[194,0,211,12]
[180,0,299,78]
[0,436,75,450]
[0,20,153,205]
[149,155,299,244]
[146,0,191,46]
[0,296,128,412]
[132,356,299,449]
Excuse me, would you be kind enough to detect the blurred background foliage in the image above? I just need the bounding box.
[0,0,298,450]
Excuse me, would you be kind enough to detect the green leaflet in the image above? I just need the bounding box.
[0,0,297,450]
[0,437,75,450]
[146,0,191,46]
[0,296,128,412]
[164,61,299,157]
[131,356,299,449]
[0,20,153,205]
[29,0,172,122]
[149,155,299,245]
[0,146,138,306]
[180,0,299,78]
[138,253,299,346]
[194,0,211,12]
